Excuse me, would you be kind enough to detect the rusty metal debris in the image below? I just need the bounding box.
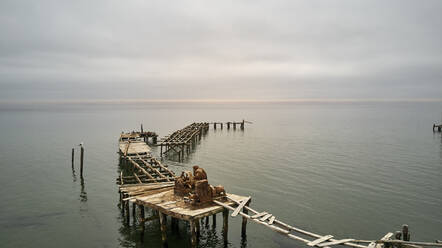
[174,165,226,205]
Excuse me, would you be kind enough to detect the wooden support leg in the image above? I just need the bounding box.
[140,205,145,242]
[132,203,136,223]
[241,201,250,238]
[140,205,145,222]
[190,220,197,248]
[125,201,130,223]
[196,219,200,239]
[223,209,229,245]
[402,224,410,241]
[71,148,74,167]
[159,212,168,248]
[121,193,125,213]
[80,146,84,177]
[205,216,209,228]
[212,214,216,228]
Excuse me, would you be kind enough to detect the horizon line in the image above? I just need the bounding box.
[1,98,442,105]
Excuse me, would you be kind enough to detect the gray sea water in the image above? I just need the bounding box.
[0,102,441,248]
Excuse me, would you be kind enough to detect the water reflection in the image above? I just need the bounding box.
[80,176,87,202]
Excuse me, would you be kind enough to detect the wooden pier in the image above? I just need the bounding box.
[211,120,251,130]
[119,183,249,247]
[116,124,441,248]
[158,123,209,162]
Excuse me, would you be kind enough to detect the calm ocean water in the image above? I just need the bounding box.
[0,102,441,248]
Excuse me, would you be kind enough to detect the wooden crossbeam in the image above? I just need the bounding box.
[260,213,272,222]
[268,216,276,225]
[127,157,157,182]
[251,212,268,219]
[318,239,355,247]
[136,154,168,180]
[308,235,334,246]
[231,196,251,217]
[133,173,142,183]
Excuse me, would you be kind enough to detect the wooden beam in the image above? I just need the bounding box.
[318,239,355,247]
[231,196,251,217]
[251,212,268,219]
[308,235,334,246]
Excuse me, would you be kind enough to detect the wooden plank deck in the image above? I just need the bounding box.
[120,183,248,221]
[119,141,151,156]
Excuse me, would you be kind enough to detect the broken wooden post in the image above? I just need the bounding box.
[196,219,200,239]
[214,123,217,130]
[141,123,143,133]
[402,224,410,241]
[223,208,229,245]
[125,200,130,223]
[159,212,168,247]
[153,135,157,144]
[190,219,197,248]
[80,146,84,177]
[233,123,236,129]
[71,148,74,167]
[241,120,244,130]
[227,122,230,129]
[242,200,250,237]
[212,214,216,228]
[132,202,136,222]
[221,123,223,129]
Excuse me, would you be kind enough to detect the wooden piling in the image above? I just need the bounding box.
[141,123,144,133]
[212,214,217,228]
[205,216,209,228]
[223,209,229,245]
[227,122,230,129]
[196,219,201,239]
[71,148,74,166]
[80,146,84,177]
[241,201,250,237]
[159,212,168,247]
[125,200,130,223]
[402,224,410,241]
[214,123,217,130]
[132,202,136,222]
[190,219,197,248]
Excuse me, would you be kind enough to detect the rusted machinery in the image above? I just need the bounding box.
[174,166,226,205]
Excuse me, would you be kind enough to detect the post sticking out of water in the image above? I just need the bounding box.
[71,148,74,167]
[80,146,84,177]
[141,123,144,133]
[402,224,410,241]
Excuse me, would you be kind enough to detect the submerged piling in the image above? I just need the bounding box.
[80,146,84,177]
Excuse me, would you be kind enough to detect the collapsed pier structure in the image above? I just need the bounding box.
[117,123,442,248]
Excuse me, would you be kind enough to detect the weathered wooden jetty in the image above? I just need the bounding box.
[116,125,442,248]
[118,132,175,184]
[158,122,209,162]
[211,120,249,130]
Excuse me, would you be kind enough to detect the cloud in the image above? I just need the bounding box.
[0,0,441,101]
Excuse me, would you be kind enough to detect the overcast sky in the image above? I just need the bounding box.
[0,0,441,102]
